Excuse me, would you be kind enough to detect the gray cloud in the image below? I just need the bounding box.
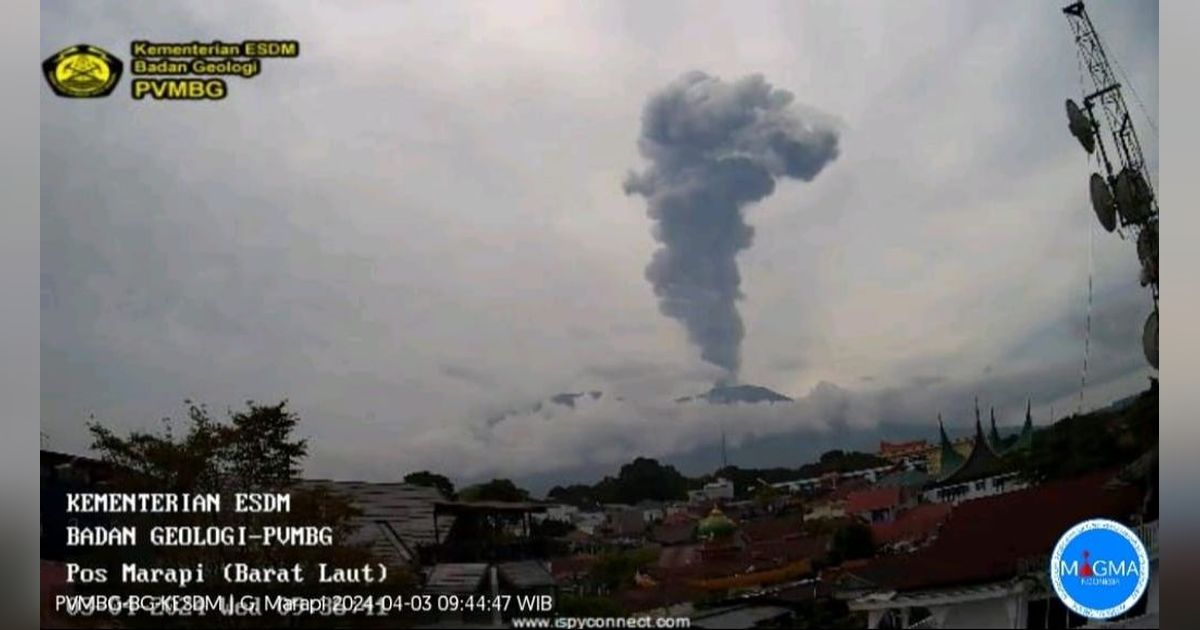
[624,71,839,379]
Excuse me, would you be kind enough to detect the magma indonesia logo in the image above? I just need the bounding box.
[1050,518,1150,620]
[42,44,124,98]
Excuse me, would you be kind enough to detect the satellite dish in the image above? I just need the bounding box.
[1143,309,1158,369]
[1089,173,1117,232]
[1114,168,1153,224]
[1066,99,1096,154]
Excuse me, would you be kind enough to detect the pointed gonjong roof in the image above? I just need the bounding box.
[937,413,964,474]
[932,399,1008,487]
[988,407,1004,452]
[1009,400,1035,453]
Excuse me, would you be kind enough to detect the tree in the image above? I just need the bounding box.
[819,449,846,464]
[612,457,689,504]
[588,548,659,593]
[459,478,530,502]
[82,400,394,628]
[404,470,456,498]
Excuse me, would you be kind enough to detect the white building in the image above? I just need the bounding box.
[689,478,735,504]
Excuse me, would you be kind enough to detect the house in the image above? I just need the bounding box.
[690,478,735,503]
[299,480,452,567]
[637,500,666,524]
[574,510,607,535]
[845,486,912,524]
[606,506,649,539]
[868,502,952,552]
[837,469,1155,628]
[536,502,580,525]
[425,560,556,626]
[878,440,930,466]
[922,407,1028,505]
[805,477,871,521]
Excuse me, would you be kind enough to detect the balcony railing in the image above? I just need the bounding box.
[1135,520,1158,559]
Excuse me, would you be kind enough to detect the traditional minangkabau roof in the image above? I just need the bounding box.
[931,400,1008,487]
[875,468,931,490]
[937,413,965,474]
[988,407,1004,452]
[1009,399,1035,453]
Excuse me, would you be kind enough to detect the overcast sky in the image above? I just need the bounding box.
[41,0,1158,485]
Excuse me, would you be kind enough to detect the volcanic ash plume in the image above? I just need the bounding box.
[624,71,839,379]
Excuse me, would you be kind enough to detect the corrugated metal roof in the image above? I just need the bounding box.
[300,480,452,565]
[497,560,556,589]
[425,563,489,593]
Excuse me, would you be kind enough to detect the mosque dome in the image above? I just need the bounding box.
[697,507,737,540]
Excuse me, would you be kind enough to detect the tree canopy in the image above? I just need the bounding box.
[403,470,456,498]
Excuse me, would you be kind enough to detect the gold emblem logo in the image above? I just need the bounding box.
[43,44,124,98]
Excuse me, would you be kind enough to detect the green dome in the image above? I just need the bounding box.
[697,507,737,540]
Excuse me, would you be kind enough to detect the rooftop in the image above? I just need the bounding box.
[845,486,904,515]
[842,468,1141,593]
[869,502,952,547]
[433,500,548,515]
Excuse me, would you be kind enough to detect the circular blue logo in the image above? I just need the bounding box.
[1050,519,1149,620]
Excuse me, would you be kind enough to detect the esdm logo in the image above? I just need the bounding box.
[1050,518,1150,620]
[42,44,124,98]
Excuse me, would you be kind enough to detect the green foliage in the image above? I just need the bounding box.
[819,449,845,464]
[829,522,874,565]
[83,400,384,628]
[459,478,531,502]
[547,483,599,507]
[548,451,890,506]
[403,470,456,498]
[1016,385,1157,483]
[588,548,659,592]
[549,458,689,506]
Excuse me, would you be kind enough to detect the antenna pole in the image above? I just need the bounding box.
[1064,0,1158,302]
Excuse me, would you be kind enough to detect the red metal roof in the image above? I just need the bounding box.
[828,478,872,501]
[741,513,806,542]
[870,502,952,546]
[845,486,904,515]
[847,469,1141,592]
[549,554,598,579]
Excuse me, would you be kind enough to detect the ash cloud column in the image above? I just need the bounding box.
[625,71,840,381]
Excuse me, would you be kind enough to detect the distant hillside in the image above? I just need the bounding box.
[546,449,888,506]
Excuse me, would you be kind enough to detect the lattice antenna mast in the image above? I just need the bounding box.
[1062,1,1159,371]
[1064,2,1158,234]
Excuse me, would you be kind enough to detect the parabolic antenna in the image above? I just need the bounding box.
[1066,99,1096,154]
[1143,309,1158,369]
[1114,168,1153,225]
[1089,173,1117,232]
